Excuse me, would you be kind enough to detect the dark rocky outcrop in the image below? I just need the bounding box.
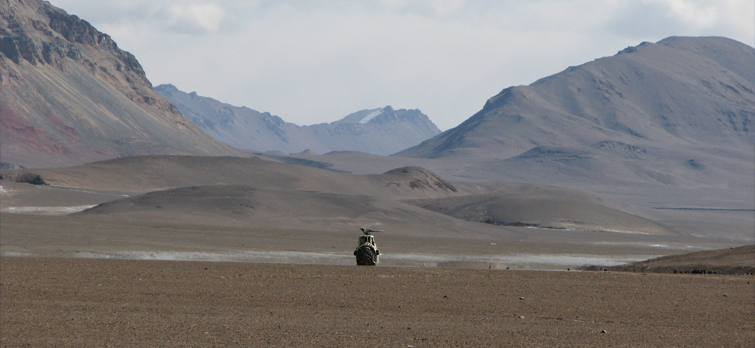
[379,166,457,193]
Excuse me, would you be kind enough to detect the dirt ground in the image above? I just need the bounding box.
[2,257,753,347]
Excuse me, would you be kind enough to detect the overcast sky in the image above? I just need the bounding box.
[48,0,754,130]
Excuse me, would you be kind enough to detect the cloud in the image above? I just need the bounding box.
[376,0,467,17]
[47,0,755,130]
[604,0,755,42]
[164,2,227,34]
[51,0,231,34]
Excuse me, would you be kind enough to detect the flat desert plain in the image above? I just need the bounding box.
[2,257,754,347]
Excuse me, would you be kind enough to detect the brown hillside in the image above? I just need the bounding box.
[0,0,240,168]
[597,245,755,274]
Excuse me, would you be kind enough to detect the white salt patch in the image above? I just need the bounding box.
[1,205,97,215]
[589,241,705,250]
[601,228,650,235]
[0,250,653,268]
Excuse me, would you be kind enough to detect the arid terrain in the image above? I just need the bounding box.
[2,155,751,347]
[2,1,754,346]
[601,245,755,274]
[2,156,751,269]
[2,154,752,348]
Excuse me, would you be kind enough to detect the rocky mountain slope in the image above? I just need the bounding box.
[156,84,441,155]
[395,36,755,208]
[0,0,240,168]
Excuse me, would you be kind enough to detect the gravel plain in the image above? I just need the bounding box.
[2,257,753,347]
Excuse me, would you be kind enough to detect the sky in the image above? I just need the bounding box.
[48,0,754,131]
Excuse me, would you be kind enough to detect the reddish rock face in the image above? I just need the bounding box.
[0,0,240,168]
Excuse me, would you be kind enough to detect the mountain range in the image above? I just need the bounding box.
[155,84,441,155]
[388,36,755,208]
[0,0,240,168]
[1,0,753,211]
[400,36,753,159]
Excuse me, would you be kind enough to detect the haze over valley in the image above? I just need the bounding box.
[156,84,441,155]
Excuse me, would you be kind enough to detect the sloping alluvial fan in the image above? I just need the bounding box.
[156,84,442,155]
[395,36,754,207]
[0,0,240,168]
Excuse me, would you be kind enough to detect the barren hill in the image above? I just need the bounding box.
[0,0,240,168]
[399,36,754,159]
[599,245,755,274]
[156,84,441,155]
[395,36,755,208]
[2,156,463,199]
[406,191,675,235]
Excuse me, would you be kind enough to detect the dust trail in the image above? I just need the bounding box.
[1,205,97,215]
[1,250,655,269]
[588,241,707,250]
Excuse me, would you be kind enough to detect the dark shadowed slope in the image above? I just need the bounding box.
[156,84,441,155]
[599,245,755,274]
[0,0,240,168]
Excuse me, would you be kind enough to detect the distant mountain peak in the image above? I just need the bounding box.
[336,106,394,125]
[156,87,441,155]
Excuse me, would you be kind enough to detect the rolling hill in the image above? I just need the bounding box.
[597,245,755,274]
[1,155,690,238]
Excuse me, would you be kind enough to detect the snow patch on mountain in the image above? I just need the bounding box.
[360,108,384,124]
